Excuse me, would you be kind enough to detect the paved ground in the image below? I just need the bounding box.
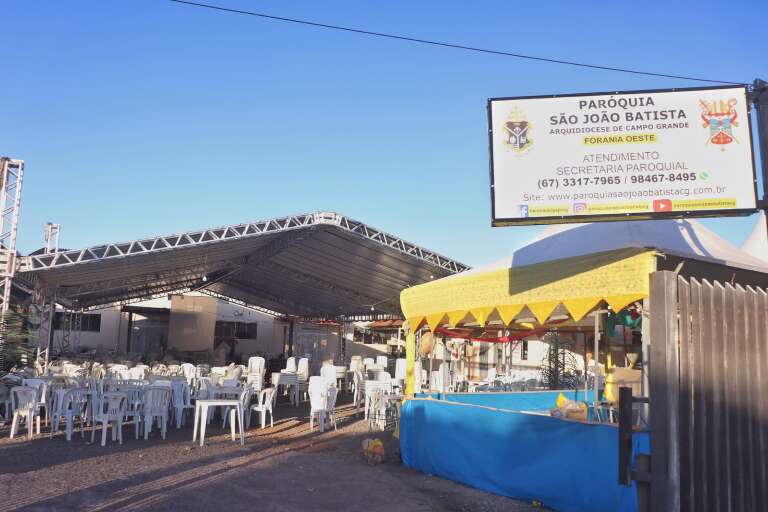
[0,396,540,512]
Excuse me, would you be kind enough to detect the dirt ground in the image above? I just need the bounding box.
[0,396,540,512]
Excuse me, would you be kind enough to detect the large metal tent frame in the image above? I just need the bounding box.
[15,211,469,350]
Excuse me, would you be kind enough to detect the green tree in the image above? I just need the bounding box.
[539,331,580,390]
[0,309,35,372]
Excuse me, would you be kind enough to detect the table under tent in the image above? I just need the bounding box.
[397,219,768,512]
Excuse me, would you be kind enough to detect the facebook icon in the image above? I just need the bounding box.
[518,205,529,217]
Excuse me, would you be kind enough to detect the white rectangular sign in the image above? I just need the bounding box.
[489,85,757,225]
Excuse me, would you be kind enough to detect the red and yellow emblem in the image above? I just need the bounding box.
[699,98,739,150]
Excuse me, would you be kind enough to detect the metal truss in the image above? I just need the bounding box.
[81,275,207,311]
[44,223,61,254]
[57,260,238,300]
[210,280,321,317]
[60,310,81,354]
[329,213,469,273]
[61,228,312,309]
[197,289,285,318]
[36,299,55,363]
[21,211,469,274]
[0,158,24,370]
[300,313,403,322]
[260,261,400,313]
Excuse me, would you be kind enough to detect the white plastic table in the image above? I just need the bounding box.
[272,372,299,406]
[192,399,244,447]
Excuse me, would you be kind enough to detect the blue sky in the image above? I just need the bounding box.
[2,0,766,266]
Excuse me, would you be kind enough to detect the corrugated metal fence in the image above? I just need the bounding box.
[649,271,768,511]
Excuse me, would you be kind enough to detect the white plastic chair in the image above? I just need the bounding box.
[225,365,243,382]
[246,370,265,392]
[22,378,50,429]
[51,387,89,441]
[171,380,194,428]
[195,364,210,378]
[297,358,309,380]
[221,378,241,388]
[353,369,365,416]
[362,357,375,370]
[395,358,407,381]
[223,386,253,429]
[180,363,196,383]
[248,387,276,429]
[151,364,168,376]
[91,392,127,446]
[325,386,338,431]
[297,358,310,400]
[376,356,388,369]
[320,365,337,388]
[128,367,147,380]
[284,357,296,373]
[142,387,171,440]
[247,356,265,375]
[210,367,227,385]
[246,357,265,391]
[308,377,331,432]
[194,377,213,400]
[349,355,363,370]
[414,360,423,393]
[117,385,145,439]
[10,386,39,439]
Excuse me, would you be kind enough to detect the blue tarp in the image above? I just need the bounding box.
[417,389,596,412]
[400,398,649,512]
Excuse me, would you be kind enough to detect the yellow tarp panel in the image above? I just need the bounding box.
[401,248,655,329]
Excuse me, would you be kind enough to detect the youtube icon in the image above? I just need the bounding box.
[653,199,672,212]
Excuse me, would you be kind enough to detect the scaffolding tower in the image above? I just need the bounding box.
[60,309,81,354]
[44,222,61,254]
[0,158,25,370]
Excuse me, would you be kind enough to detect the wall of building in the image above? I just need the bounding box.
[167,293,285,361]
[42,293,285,362]
[419,336,586,382]
[167,295,217,353]
[47,307,126,353]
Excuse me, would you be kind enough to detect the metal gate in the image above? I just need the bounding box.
[648,271,768,511]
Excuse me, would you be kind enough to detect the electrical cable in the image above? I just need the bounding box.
[167,0,747,86]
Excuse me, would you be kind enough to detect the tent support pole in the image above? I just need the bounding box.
[405,332,416,396]
[593,312,601,411]
[641,297,651,424]
[583,332,588,399]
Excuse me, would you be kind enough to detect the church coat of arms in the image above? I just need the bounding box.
[503,108,533,152]
[699,98,739,150]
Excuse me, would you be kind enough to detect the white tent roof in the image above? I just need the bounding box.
[461,218,768,277]
[741,212,768,264]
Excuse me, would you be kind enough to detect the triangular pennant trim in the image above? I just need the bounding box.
[426,313,447,332]
[527,301,560,325]
[447,310,469,327]
[563,297,602,322]
[469,307,494,327]
[606,294,645,314]
[495,304,525,326]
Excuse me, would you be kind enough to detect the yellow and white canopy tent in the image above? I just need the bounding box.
[399,219,768,394]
